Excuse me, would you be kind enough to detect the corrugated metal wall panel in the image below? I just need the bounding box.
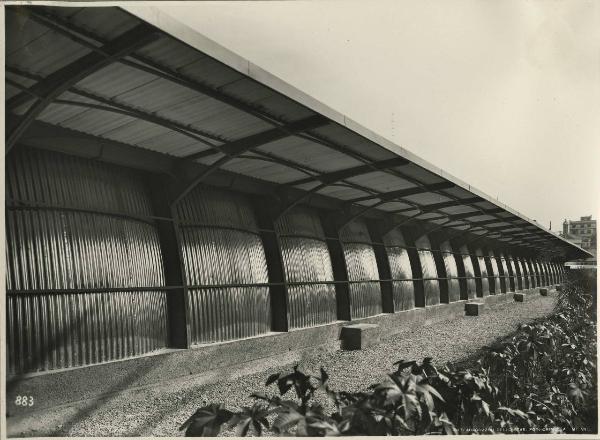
[501,254,515,292]
[276,207,337,329]
[459,245,477,299]
[517,258,530,289]
[526,259,538,288]
[474,249,490,295]
[382,228,414,310]
[545,262,552,285]
[6,149,168,375]
[508,256,522,290]
[534,261,544,286]
[522,258,534,288]
[175,188,270,344]
[414,235,440,306]
[535,260,543,286]
[541,261,547,286]
[339,220,382,319]
[439,241,460,302]
[487,251,502,294]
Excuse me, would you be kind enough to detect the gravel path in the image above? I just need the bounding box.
[10,293,556,437]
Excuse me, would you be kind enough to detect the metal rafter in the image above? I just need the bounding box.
[6,67,225,150]
[390,197,484,214]
[287,157,410,186]
[17,7,478,227]
[182,115,328,161]
[6,23,160,153]
[276,157,411,220]
[337,181,457,230]
[12,6,571,255]
[348,181,456,204]
[171,115,330,207]
[9,7,520,243]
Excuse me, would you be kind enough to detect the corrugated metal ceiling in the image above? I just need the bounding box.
[4,5,591,259]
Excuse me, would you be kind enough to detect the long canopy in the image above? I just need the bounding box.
[5,5,591,260]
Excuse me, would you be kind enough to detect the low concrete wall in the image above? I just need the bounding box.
[5,288,546,417]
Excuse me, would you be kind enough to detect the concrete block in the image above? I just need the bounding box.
[340,323,381,350]
[514,293,525,302]
[539,288,548,296]
[465,302,485,316]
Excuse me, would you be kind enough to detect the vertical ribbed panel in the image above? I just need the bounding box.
[546,262,552,285]
[524,259,535,288]
[439,241,460,302]
[339,220,382,319]
[382,228,414,311]
[6,149,168,375]
[487,251,501,294]
[534,261,543,286]
[275,207,336,329]
[459,245,477,299]
[176,188,270,344]
[517,258,530,289]
[526,258,540,288]
[414,235,440,306]
[508,256,522,290]
[540,261,547,286]
[474,248,490,295]
[500,254,514,292]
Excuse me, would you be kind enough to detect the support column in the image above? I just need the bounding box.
[145,175,190,349]
[428,230,449,304]
[449,236,469,301]
[483,250,496,294]
[253,197,289,332]
[367,220,394,313]
[320,212,352,321]
[402,225,426,308]
[469,245,484,297]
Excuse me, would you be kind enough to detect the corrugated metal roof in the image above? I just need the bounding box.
[7,18,90,77]
[257,136,364,172]
[345,171,415,193]
[5,4,592,260]
[310,124,397,161]
[221,156,310,184]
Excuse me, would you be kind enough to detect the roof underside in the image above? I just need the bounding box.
[5,5,592,260]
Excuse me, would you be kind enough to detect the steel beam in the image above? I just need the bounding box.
[183,115,329,161]
[391,197,484,214]
[145,174,191,349]
[337,181,457,229]
[320,213,352,321]
[288,157,410,186]
[171,115,330,206]
[366,220,395,313]
[7,65,227,149]
[349,181,456,204]
[6,24,159,153]
[253,198,289,332]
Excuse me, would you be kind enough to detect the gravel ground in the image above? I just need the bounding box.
[10,293,557,437]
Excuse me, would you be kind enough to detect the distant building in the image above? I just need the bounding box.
[561,216,597,257]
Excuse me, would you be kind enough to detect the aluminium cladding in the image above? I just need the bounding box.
[5,5,591,260]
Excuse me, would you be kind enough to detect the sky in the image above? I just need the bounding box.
[158,0,600,233]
